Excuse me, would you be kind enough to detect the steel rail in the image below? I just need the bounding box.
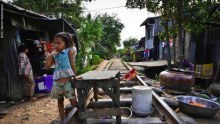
[120,60,183,124]
[104,59,115,71]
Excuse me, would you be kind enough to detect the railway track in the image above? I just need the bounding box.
[87,58,183,124]
[1,58,218,124]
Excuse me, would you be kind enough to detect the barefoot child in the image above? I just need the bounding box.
[45,32,77,120]
[18,45,36,101]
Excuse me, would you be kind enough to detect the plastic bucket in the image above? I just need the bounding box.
[131,86,153,116]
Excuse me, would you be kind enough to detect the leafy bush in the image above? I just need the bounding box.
[121,55,127,61]
[90,55,102,65]
[94,51,107,59]
[75,52,102,75]
[75,51,84,69]
[76,63,91,75]
[75,51,92,75]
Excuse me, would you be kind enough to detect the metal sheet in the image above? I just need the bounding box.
[0,15,23,101]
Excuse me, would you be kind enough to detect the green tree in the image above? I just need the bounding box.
[183,1,219,33]
[123,37,137,48]
[78,14,103,55]
[10,0,92,26]
[96,13,124,58]
[92,43,108,59]
[74,14,103,74]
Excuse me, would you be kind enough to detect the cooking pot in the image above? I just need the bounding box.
[159,70,194,92]
[176,96,220,118]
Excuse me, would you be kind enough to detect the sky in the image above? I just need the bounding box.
[83,0,155,48]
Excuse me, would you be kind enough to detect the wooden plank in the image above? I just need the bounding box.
[128,60,174,68]
[98,84,119,106]
[77,85,93,108]
[99,87,132,94]
[79,71,120,81]
[73,81,92,88]
[79,108,122,119]
[63,107,77,124]
[84,88,94,109]
[93,85,98,101]
[113,77,121,124]
[88,98,132,108]
[119,87,132,93]
[120,82,136,87]
[96,80,118,87]
[87,117,167,124]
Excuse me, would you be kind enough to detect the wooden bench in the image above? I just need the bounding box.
[72,70,121,124]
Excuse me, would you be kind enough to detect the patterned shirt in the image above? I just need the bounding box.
[53,48,74,80]
[18,52,33,75]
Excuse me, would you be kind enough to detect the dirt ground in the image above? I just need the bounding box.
[0,60,109,124]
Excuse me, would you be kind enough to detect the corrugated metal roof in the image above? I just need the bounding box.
[140,16,160,26]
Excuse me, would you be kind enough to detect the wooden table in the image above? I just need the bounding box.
[72,70,121,124]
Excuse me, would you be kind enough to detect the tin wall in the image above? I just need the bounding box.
[0,14,23,101]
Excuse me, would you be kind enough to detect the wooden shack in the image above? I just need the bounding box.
[0,1,78,101]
